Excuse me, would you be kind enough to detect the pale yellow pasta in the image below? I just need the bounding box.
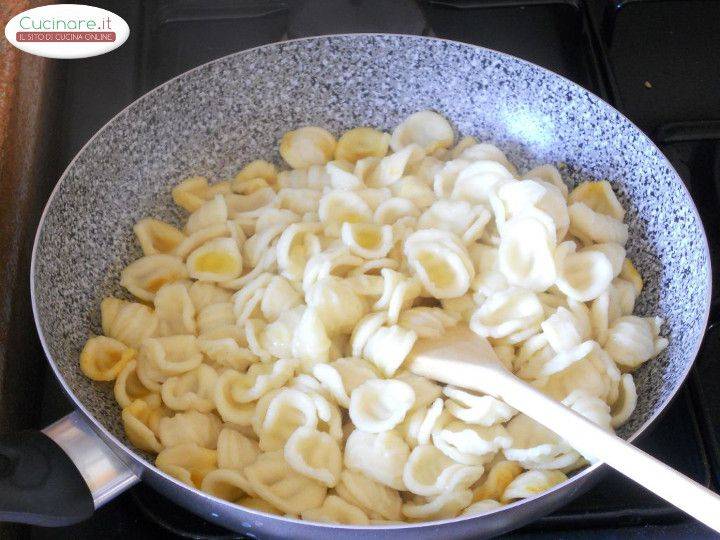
[280,126,337,169]
[261,275,302,321]
[374,268,422,325]
[335,469,402,521]
[133,218,185,255]
[120,254,188,302]
[254,388,318,451]
[187,237,243,282]
[80,336,134,381]
[404,229,475,298]
[349,379,415,433]
[173,223,230,260]
[472,460,523,502]
[443,386,516,426]
[361,323,417,377]
[305,276,368,334]
[158,410,222,449]
[121,395,168,453]
[114,359,153,409]
[284,426,342,487]
[244,451,327,515]
[302,495,370,525]
[216,427,260,470]
[395,371,443,411]
[154,282,196,336]
[400,398,444,448]
[402,444,483,497]
[101,297,158,349]
[312,357,377,408]
[172,176,231,212]
[196,302,236,336]
[336,127,390,163]
[232,159,277,190]
[367,144,424,187]
[401,489,473,520]
[84,110,668,524]
[156,443,217,488]
[344,429,409,490]
[186,194,228,235]
[187,280,233,311]
[391,110,454,154]
[200,468,256,502]
[503,470,568,501]
[136,335,203,391]
[341,222,394,259]
[161,364,218,412]
[197,337,256,371]
[214,384,256,426]
[432,420,513,466]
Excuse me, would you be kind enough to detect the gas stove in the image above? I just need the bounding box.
[6,0,720,538]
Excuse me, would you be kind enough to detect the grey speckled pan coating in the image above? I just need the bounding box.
[32,35,710,538]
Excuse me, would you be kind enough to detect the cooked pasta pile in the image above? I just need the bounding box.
[80,110,668,524]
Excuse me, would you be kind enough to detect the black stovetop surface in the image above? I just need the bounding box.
[18,0,720,538]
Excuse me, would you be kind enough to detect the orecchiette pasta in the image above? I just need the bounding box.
[161,364,218,412]
[216,427,260,470]
[336,127,390,163]
[313,357,378,408]
[187,237,243,282]
[402,444,484,496]
[432,420,513,465]
[154,282,196,336]
[443,386,516,426]
[499,215,557,292]
[114,359,153,408]
[335,469,403,521]
[120,254,188,302]
[349,379,415,433]
[472,460,523,502]
[134,218,185,256]
[302,495,370,525]
[172,176,231,213]
[200,468,256,502]
[101,297,158,349]
[156,443,217,488]
[121,395,168,453]
[404,229,475,298]
[400,398,444,447]
[244,451,327,515]
[344,429,410,490]
[391,110,454,154]
[605,315,667,368]
[401,488,473,520]
[554,241,614,302]
[158,409,221,449]
[80,336,134,381]
[284,426,342,487]
[136,335,203,391]
[83,111,667,524]
[503,413,580,470]
[503,469,568,501]
[280,126,337,169]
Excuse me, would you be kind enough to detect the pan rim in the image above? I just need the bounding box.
[29,32,712,531]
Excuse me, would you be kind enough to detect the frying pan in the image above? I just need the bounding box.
[0,34,710,538]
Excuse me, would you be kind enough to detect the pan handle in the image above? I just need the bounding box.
[0,411,140,526]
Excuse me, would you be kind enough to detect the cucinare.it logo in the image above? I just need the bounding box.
[4,4,129,59]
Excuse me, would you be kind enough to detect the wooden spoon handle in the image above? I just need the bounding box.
[493,374,720,533]
[409,337,720,532]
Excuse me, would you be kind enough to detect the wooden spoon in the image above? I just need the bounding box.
[409,325,720,532]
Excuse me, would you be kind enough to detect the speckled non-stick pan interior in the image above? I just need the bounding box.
[33,34,709,465]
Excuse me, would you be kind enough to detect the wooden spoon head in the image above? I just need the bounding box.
[408,325,507,394]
